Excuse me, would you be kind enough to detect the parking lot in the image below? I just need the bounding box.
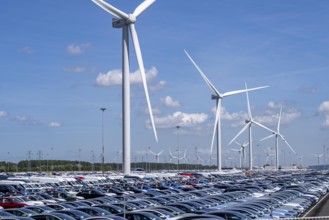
[0,170,328,220]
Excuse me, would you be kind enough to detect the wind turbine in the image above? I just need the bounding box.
[149,149,164,163]
[297,154,303,167]
[264,149,275,165]
[231,148,242,168]
[260,106,296,170]
[92,0,157,174]
[229,83,274,171]
[234,141,248,168]
[184,50,268,172]
[314,154,323,165]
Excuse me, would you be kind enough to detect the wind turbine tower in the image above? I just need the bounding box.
[92,0,158,174]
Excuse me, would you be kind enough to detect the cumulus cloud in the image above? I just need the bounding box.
[48,122,61,128]
[161,96,181,108]
[152,111,208,129]
[150,80,166,92]
[95,67,157,87]
[0,111,8,118]
[317,101,329,128]
[145,107,161,115]
[252,101,301,126]
[218,101,301,128]
[318,101,329,113]
[66,43,90,54]
[64,66,86,73]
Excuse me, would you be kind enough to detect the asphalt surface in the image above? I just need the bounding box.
[305,193,329,217]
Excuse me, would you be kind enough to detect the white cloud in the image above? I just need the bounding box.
[145,107,161,115]
[64,66,86,73]
[150,80,166,92]
[48,122,61,128]
[161,96,181,108]
[218,101,301,128]
[0,111,8,118]
[321,115,329,128]
[318,101,329,113]
[95,67,157,87]
[152,111,208,129]
[66,43,90,54]
[318,101,329,128]
[220,107,247,121]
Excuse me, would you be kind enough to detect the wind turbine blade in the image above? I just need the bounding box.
[278,105,282,133]
[260,134,275,142]
[184,50,221,96]
[133,0,156,18]
[169,149,177,159]
[280,135,296,154]
[222,86,269,97]
[229,122,250,145]
[234,141,241,146]
[158,150,164,155]
[210,100,221,154]
[129,24,158,142]
[245,83,252,120]
[252,121,275,133]
[148,150,156,155]
[92,0,129,19]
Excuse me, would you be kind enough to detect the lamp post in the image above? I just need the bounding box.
[100,107,106,175]
[78,148,81,172]
[323,145,326,165]
[91,151,95,172]
[176,125,180,171]
[50,148,54,173]
[7,152,10,173]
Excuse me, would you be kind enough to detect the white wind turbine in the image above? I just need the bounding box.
[298,154,303,166]
[260,106,296,170]
[149,149,164,163]
[92,0,157,174]
[314,154,323,165]
[264,148,275,165]
[229,83,274,171]
[231,148,242,168]
[184,50,268,172]
[234,141,248,168]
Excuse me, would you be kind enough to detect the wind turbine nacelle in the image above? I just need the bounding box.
[112,18,128,28]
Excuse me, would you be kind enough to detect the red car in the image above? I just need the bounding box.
[0,197,28,209]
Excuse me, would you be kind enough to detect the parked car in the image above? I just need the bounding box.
[0,197,28,209]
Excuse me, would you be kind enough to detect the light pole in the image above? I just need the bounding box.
[176,125,180,171]
[78,148,81,172]
[7,152,10,173]
[91,151,95,172]
[100,107,106,175]
[323,145,326,165]
[50,148,54,173]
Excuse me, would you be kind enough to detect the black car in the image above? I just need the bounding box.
[74,207,113,217]
[92,204,124,215]
[24,206,55,213]
[31,213,76,220]
[54,210,92,220]
[117,211,162,220]
[76,190,106,199]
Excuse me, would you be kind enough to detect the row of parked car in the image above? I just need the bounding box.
[0,170,327,220]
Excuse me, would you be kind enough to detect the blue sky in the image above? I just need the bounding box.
[1,0,329,167]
